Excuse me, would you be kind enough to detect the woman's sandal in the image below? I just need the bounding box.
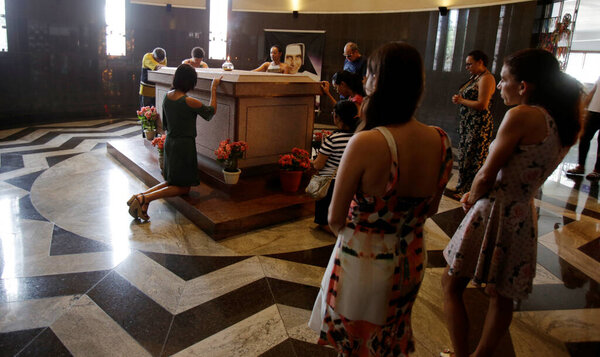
[128,195,140,219]
[135,194,150,221]
[439,348,454,357]
[126,194,137,207]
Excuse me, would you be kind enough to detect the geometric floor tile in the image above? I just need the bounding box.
[164,278,274,355]
[17,194,48,222]
[16,328,72,357]
[0,327,45,357]
[141,251,251,281]
[265,245,334,268]
[45,153,80,168]
[430,206,465,239]
[578,237,600,263]
[0,271,109,304]
[49,225,112,256]
[5,170,45,192]
[86,271,171,356]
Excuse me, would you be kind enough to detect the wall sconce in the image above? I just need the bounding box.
[293,10,299,18]
[438,6,449,16]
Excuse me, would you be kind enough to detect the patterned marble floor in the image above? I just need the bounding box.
[0,119,599,356]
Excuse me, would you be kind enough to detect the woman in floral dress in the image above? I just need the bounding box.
[442,49,582,357]
[452,50,496,199]
[309,42,453,356]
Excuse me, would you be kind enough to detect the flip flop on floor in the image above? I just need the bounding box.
[586,171,600,181]
[566,166,585,175]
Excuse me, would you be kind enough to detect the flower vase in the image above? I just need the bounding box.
[145,130,156,141]
[279,170,303,192]
[223,169,241,184]
[158,151,164,174]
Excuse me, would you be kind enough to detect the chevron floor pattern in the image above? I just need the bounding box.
[0,119,599,356]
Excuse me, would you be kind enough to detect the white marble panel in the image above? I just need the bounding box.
[0,181,28,201]
[220,218,336,256]
[258,256,324,288]
[0,128,26,139]
[115,251,185,314]
[436,195,462,213]
[0,295,79,333]
[423,219,451,251]
[276,304,319,343]
[532,263,563,285]
[176,256,265,314]
[173,305,288,357]
[513,308,600,343]
[51,295,151,356]
[30,151,237,257]
[12,251,125,278]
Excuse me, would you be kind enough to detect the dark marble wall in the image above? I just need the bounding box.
[0,0,538,140]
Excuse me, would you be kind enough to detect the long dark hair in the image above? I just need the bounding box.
[504,48,582,147]
[362,42,424,130]
[332,71,366,96]
[334,100,359,132]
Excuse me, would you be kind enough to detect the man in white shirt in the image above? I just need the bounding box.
[567,76,600,180]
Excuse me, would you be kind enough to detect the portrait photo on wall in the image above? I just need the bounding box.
[264,29,325,81]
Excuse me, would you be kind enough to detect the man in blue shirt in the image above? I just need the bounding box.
[343,42,366,80]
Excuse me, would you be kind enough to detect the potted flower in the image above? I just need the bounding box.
[278,148,310,192]
[214,139,248,184]
[311,129,332,155]
[137,106,159,140]
[151,135,166,174]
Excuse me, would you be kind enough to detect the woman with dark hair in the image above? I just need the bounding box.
[182,47,208,69]
[253,45,290,74]
[127,64,222,221]
[311,100,359,235]
[451,50,496,199]
[441,49,582,357]
[309,42,453,356]
[321,70,366,111]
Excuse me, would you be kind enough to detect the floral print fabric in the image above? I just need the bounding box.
[444,108,567,300]
[456,73,494,194]
[309,126,453,356]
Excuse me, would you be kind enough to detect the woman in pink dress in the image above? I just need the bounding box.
[309,42,453,356]
[441,49,582,357]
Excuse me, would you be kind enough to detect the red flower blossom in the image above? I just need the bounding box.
[279,147,310,171]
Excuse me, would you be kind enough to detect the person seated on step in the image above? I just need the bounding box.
[311,100,359,235]
[127,64,222,221]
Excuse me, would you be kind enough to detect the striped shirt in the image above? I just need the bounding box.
[318,131,354,176]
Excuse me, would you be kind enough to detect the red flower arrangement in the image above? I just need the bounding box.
[214,139,248,172]
[313,130,333,142]
[279,148,310,171]
[151,135,165,153]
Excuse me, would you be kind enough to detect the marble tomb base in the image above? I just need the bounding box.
[107,137,315,240]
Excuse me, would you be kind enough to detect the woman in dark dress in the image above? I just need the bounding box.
[127,64,221,220]
[452,50,496,199]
